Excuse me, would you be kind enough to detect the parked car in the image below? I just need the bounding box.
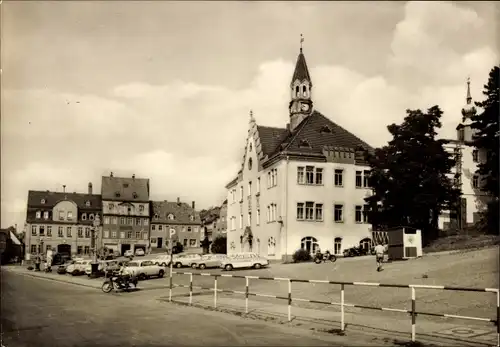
[85,260,120,277]
[57,260,75,274]
[191,254,227,269]
[172,254,203,268]
[66,259,93,276]
[220,253,269,271]
[153,254,174,267]
[135,248,145,256]
[124,250,134,258]
[125,260,165,280]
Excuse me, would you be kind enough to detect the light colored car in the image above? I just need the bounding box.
[125,259,165,280]
[220,253,269,271]
[153,254,175,267]
[124,250,134,257]
[172,254,203,268]
[191,254,227,270]
[135,248,145,256]
[66,259,93,276]
[84,260,119,276]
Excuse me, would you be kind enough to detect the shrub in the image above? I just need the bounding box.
[292,249,311,263]
[211,236,227,254]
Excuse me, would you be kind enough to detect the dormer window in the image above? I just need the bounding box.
[298,139,311,148]
[85,201,91,207]
[115,192,121,198]
[320,125,332,134]
[89,214,95,221]
[123,183,129,188]
[154,214,159,220]
[295,85,300,97]
[82,213,87,220]
[168,214,175,220]
[139,205,144,212]
[248,158,253,170]
[36,211,41,219]
[109,203,114,210]
[190,215,195,221]
[41,199,46,204]
[249,143,253,152]
[132,192,138,199]
[302,85,307,96]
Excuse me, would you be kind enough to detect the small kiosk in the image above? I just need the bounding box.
[372,227,423,260]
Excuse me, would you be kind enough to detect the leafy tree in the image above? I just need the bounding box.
[365,106,460,245]
[470,65,499,234]
[172,242,184,254]
[211,235,227,254]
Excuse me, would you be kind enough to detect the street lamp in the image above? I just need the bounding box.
[90,214,101,278]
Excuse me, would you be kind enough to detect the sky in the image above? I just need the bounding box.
[1,1,498,230]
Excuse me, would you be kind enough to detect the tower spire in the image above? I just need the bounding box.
[249,109,255,123]
[466,77,472,104]
[461,76,476,122]
[300,33,304,53]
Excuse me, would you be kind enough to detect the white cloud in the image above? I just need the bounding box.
[1,1,497,229]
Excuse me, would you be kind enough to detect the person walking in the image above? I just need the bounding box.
[374,242,385,272]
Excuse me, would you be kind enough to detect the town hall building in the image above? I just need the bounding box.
[225,43,374,261]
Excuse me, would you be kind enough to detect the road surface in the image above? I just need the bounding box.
[1,269,383,347]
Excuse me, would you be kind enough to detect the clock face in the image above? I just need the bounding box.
[301,103,310,111]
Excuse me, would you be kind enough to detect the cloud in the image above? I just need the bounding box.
[1,2,497,230]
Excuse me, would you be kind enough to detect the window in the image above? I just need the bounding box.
[152,225,156,231]
[82,213,87,220]
[104,230,110,238]
[248,158,253,170]
[249,143,253,152]
[66,227,72,237]
[267,168,278,188]
[39,226,45,236]
[159,225,163,231]
[143,232,148,240]
[355,205,363,223]
[363,170,370,188]
[120,217,125,225]
[59,211,64,220]
[257,178,260,194]
[297,167,305,184]
[85,227,90,238]
[41,199,46,204]
[47,226,52,236]
[240,214,243,229]
[89,214,94,221]
[104,216,109,224]
[58,227,63,237]
[472,175,479,188]
[334,169,344,187]
[256,209,260,225]
[111,231,117,238]
[127,231,133,239]
[189,215,194,221]
[472,150,479,163]
[84,246,90,255]
[363,205,370,223]
[194,227,198,233]
[306,166,314,184]
[128,217,133,225]
[31,225,37,236]
[43,211,49,219]
[112,217,118,224]
[355,171,362,188]
[85,201,91,206]
[30,245,37,253]
[315,168,323,185]
[115,192,121,198]
[67,211,73,219]
[135,232,141,239]
[136,218,142,226]
[190,239,197,247]
[297,203,304,220]
[151,238,157,244]
[305,202,314,220]
[109,203,114,210]
[248,212,252,225]
[248,181,252,196]
[334,204,344,222]
[46,245,52,252]
[315,204,323,221]
[139,205,144,212]
[168,214,175,220]
[301,236,319,254]
[120,231,125,239]
[187,226,192,232]
[183,239,188,247]
[77,246,83,255]
[143,219,149,226]
[334,237,342,255]
[36,211,41,219]
[78,227,83,238]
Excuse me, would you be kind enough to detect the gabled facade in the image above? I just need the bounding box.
[439,79,491,230]
[150,198,202,251]
[25,183,102,258]
[226,45,374,261]
[100,173,150,255]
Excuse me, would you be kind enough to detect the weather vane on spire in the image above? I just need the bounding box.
[300,34,304,53]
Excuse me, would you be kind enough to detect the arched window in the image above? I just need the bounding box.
[301,236,319,254]
[295,85,300,97]
[168,214,175,220]
[268,237,276,256]
[334,237,342,255]
[302,85,307,96]
[89,214,95,221]
[359,238,371,251]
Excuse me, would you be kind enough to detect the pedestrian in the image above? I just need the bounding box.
[374,242,385,272]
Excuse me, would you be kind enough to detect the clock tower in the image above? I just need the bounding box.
[289,35,313,132]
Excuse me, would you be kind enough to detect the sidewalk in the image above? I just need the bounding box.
[162,290,497,347]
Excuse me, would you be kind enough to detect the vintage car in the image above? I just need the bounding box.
[220,253,269,271]
[191,254,227,269]
[135,248,145,256]
[125,259,165,280]
[66,259,93,276]
[172,254,203,268]
[84,260,120,277]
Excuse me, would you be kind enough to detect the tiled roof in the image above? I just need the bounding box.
[27,190,101,210]
[101,176,150,201]
[292,51,312,85]
[256,126,289,156]
[151,201,201,225]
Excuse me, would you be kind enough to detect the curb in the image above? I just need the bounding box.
[8,270,101,290]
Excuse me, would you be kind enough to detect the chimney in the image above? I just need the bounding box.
[177,197,180,205]
[110,172,114,177]
[63,185,66,193]
[132,174,135,179]
[192,201,195,209]
[88,182,93,195]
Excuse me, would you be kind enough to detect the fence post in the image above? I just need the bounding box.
[189,273,193,305]
[288,279,292,322]
[411,286,416,342]
[169,270,173,302]
[496,290,499,347]
[341,284,345,331]
[214,275,218,309]
[245,277,249,314]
